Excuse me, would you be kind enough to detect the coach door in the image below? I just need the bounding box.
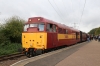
[76,32,78,40]
[46,23,58,48]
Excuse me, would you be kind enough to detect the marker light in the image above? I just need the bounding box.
[38,18,40,21]
[29,19,31,21]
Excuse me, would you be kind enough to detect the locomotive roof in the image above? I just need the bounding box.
[28,17,80,32]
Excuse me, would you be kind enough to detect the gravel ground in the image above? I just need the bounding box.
[0,56,27,66]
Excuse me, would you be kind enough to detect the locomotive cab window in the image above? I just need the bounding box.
[30,23,38,27]
[24,24,29,31]
[38,23,45,31]
[24,23,45,32]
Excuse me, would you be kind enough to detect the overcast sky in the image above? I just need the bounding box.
[0,0,100,33]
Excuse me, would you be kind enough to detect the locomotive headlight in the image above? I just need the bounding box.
[38,18,40,21]
[29,19,31,21]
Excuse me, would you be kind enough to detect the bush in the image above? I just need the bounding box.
[0,16,25,56]
[0,43,22,56]
[3,16,25,43]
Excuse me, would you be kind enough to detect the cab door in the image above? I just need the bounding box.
[52,25,58,47]
[46,24,58,49]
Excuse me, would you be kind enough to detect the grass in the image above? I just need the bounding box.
[0,43,22,56]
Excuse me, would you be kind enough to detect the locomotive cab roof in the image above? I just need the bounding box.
[26,17,80,32]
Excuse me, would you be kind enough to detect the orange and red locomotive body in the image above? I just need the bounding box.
[22,17,87,57]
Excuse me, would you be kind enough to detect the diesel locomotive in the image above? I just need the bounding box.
[22,17,87,57]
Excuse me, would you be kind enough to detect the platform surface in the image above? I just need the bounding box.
[11,40,100,66]
[56,40,100,66]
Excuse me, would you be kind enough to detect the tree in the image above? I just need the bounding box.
[0,25,8,44]
[88,27,100,35]
[95,27,100,35]
[2,16,25,43]
[88,28,97,35]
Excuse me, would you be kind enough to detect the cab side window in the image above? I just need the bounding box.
[46,24,57,32]
[38,23,45,31]
[46,23,53,32]
[53,25,57,32]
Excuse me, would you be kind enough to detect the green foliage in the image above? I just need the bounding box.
[88,28,97,35]
[0,43,22,56]
[1,16,25,43]
[0,16,25,56]
[88,27,100,35]
[0,25,9,43]
[95,27,100,35]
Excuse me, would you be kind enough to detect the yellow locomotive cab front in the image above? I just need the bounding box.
[22,33,47,50]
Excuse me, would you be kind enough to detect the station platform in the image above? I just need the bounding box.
[11,40,100,66]
[56,40,100,66]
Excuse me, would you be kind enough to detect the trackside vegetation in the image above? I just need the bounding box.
[0,43,22,56]
[0,16,25,56]
[88,27,100,35]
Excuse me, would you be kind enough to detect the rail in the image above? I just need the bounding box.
[0,52,24,61]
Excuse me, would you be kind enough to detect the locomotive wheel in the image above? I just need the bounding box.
[27,54,32,58]
[27,51,34,58]
[26,49,35,58]
[41,50,45,54]
[25,52,30,58]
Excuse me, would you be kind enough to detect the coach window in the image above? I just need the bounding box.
[63,29,66,34]
[46,23,53,32]
[66,30,68,34]
[58,28,62,33]
[38,23,45,31]
[61,29,63,34]
[76,32,78,39]
[60,28,62,33]
[58,28,60,33]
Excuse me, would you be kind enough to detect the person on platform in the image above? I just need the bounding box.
[87,35,90,42]
[98,34,100,42]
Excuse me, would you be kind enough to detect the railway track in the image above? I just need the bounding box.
[0,52,24,61]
